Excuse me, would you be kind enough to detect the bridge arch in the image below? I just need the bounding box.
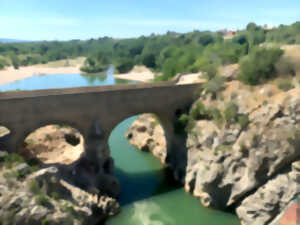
[106,112,174,158]
[20,123,84,165]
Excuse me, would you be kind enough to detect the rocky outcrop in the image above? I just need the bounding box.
[0,152,120,225]
[126,114,167,164]
[126,82,300,224]
[218,64,239,81]
[185,89,300,224]
[236,161,300,225]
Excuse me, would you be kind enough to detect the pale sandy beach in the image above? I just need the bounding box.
[176,72,206,84]
[114,65,155,82]
[0,57,85,86]
[0,65,82,86]
[0,59,204,86]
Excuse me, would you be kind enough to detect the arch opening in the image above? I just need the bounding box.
[0,125,11,150]
[108,113,179,206]
[21,124,84,166]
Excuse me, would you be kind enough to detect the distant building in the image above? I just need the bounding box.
[218,29,237,39]
[219,29,228,35]
[263,24,276,30]
[227,30,237,36]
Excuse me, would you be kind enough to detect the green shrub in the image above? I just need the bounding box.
[238,114,249,129]
[10,54,20,69]
[209,108,224,126]
[42,218,50,225]
[187,103,224,131]
[203,76,225,99]
[3,153,25,169]
[275,56,296,76]
[50,192,61,200]
[277,79,295,91]
[238,47,284,85]
[28,179,41,195]
[224,102,238,123]
[36,194,50,207]
[185,119,196,133]
[115,58,134,74]
[80,64,108,73]
[190,56,218,80]
[190,103,212,120]
[3,169,28,181]
[174,114,189,134]
[0,58,9,70]
[61,203,77,216]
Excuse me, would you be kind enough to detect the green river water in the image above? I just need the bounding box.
[0,69,240,225]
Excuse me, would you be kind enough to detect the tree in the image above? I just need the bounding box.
[246,22,258,32]
[10,53,20,69]
[141,53,156,68]
[239,47,284,85]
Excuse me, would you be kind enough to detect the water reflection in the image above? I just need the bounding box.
[0,67,134,91]
[80,72,109,84]
[115,167,180,206]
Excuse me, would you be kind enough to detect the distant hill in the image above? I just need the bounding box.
[0,38,31,43]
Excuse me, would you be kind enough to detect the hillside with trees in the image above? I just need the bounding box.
[0,22,299,84]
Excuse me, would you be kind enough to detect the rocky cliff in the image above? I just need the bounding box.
[126,114,167,164]
[126,74,300,225]
[0,151,120,225]
[0,123,121,225]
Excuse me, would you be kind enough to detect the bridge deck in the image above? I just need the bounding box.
[0,82,199,100]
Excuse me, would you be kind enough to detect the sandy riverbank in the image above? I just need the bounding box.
[0,57,85,86]
[113,65,155,82]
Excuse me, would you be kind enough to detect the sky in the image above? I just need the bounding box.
[0,0,299,41]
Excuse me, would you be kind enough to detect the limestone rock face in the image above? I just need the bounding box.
[236,161,300,225]
[126,114,167,164]
[125,85,300,224]
[0,156,120,225]
[185,89,300,223]
[218,64,239,81]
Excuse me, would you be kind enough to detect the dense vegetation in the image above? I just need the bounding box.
[0,21,299,82]
[266,22,300,44]
[238,47,284,85]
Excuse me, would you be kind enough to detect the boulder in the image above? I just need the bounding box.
[236,161,300,225]
[126,114,167,164]
[218,64,239,81]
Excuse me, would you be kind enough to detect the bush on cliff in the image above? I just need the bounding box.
[174,114,189,134]
[186,103,224,131]
[275,56,296,76]
[224,102,239,123]
[277,78,295,91]
[190,103,212,121]
[3,153,25,169]
[203,76,225,99]
[238,47,284,85]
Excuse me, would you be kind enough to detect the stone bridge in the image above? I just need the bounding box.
[0,82,201,168]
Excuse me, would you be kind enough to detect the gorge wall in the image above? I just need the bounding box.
[126,81,300,225]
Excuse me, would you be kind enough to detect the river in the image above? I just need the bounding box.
[0,69,240,225]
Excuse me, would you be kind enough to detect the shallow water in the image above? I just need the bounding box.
[0,69,239,225]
